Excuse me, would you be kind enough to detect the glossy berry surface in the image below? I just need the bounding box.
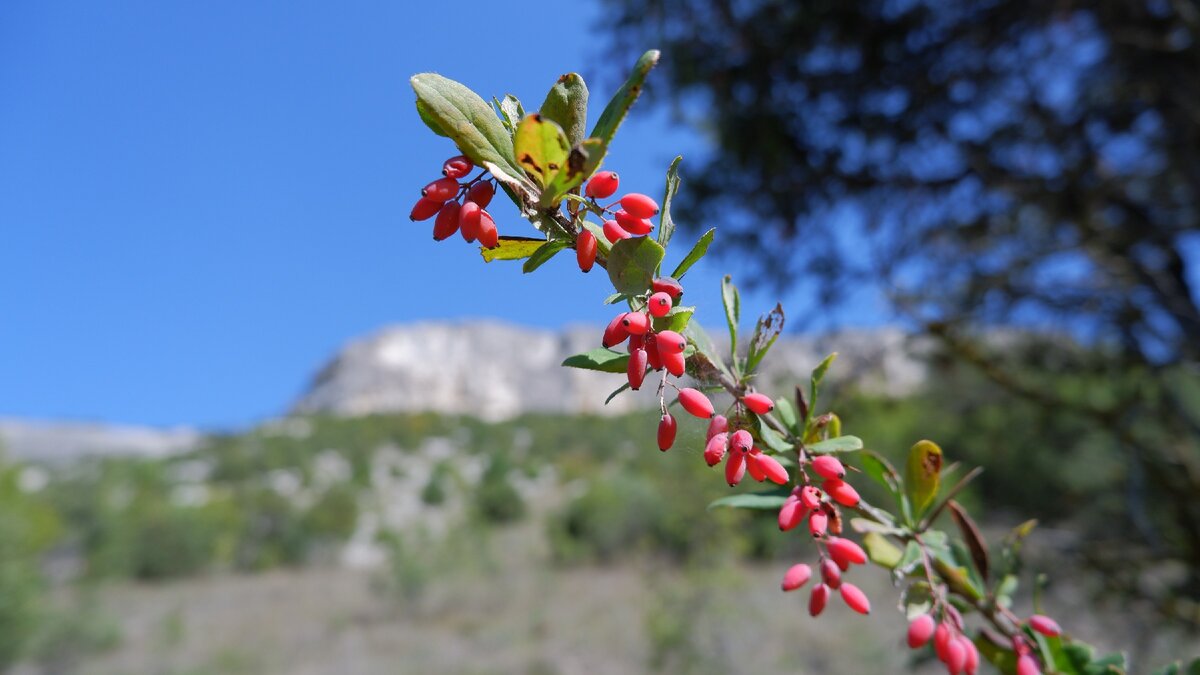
[576,230,597,272]
[442,155,473,179]
[620,192,659,218]
[648,292,672,317]
[585,171,619,199]
[410,197,443,221]
[466,181,494,208]
[422,177,460,202]
[657,413,676,451]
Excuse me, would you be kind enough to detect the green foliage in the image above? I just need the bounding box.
[606,236,666,295]
[473,454,525,524]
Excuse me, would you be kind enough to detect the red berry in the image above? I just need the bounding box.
[839,583,870,615]
[755,453,789,485]
[620,192,659,218]
[826,537,867,567]
[730,429,753,453]
[1028,615,1061,637]
[934,624,953,662]
[477,210,498,249]
[781,563,811,592]
[644,335,663,370]
[820,558,842,589]
[960,636,979,675]
[812,455,846,480]
[628,333,644,354]
[1016,654,1041,675]
[465,181,494,208]
[706,415,728,440]
[615,209,654,235]
[422,177,460,202]
[657,413,676,451]
[627,348,648,390]
[944,636,966,674]
[823,478,861,507]
[648,292,672,317]
[799,485,822,510]
[677,388,714,418]
[575,230,597,273]
[651,277,683,299]
[432,201,461,241]
[908,614,936,649]
[778,495,806,531]
[602,219,630,243]
[746,452,767,482]
[655,330,686,354]
[724,448,745,486]
[662,349,686,377]
[442,155,473,179]
[585,171,619,199]
[459,200,482,242]
[809,510,828,538]
[622,311,650,335]
[808,584,829,617]
[602,313,630,348]
[743,392,774,415]
[410,197,443,221]
[704,432,728,467]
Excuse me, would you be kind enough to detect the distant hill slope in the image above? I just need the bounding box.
[0,418,200,463]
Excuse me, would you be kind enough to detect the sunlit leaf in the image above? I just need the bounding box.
[670,228,714,281]
[514,113,570,188]
[806,436,863,454]
[745,303,785,373]
[538,73,588,147]
[657,156,683,250]
[862,532,903,569]
[561,348,629,373]
[411,73,523,178]
[522,239,570,273]
[480,236,547,262]
[607,236,665,295]
[904,439,943,517]
[587,50,660,170]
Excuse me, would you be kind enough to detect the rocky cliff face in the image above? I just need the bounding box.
[291,320,927,421]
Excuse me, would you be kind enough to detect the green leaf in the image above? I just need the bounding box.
[669,228,714,281]
[775,397,798,432]
[806,352,838,425]
[480,236,547,262]
[603,292,627,305]
[657,156,683,250]
[538,73,588,148]
[904,439,944,517]
[745,303,785,373]
[604,382,632,405]
[607,236,665,295]
[513,113,571,188]
[541,138,603,207]
[561,348,630,373]
[652,305,694,334]
[588,50,660,170]
[859,450,902,496]
[707,492,788,511]
[862,532,903,569]
[411,73,523,179]
[721,275,740,369]
[895,541,924,576]
[684,321,733,381]
[756,418,792,453]
[493,94,525,133]
[995,574,1019,608]
[522,239,571,273]
[416,99,449,137]
[806,436,863,454]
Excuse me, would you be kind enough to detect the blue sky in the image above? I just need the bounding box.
[0,1,887,429]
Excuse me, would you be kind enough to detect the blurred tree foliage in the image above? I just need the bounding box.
[602,0,1200,617]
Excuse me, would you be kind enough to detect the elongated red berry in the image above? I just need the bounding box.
[663,349,685,376]
[651,277,683,299]
[755,453,789,484]
[781,563,811,591]
[442,155,473,179]
[648,292,672,317]
[743,392,774,415]
[799,485,822,510]
[908,614,936,649]
[465,181,494,208]
[622,311,650,335]
[422,177,460,202]
[678,388,714,418]
[730,429,753,453]
[628,333,644,354]
[960,636,979,675]
[934,623,953,663]
[839,583,870,615]
[944,636,966,674]
[657,413,676,451]
[826,537,867,567]
[459,200,482,242]
[410,197,443,221]
[707,415,728,440]
[644,335,663,370]
[477,210,498,249]
[602,313,630,348]
[1028,615,1061,637]
[704,432,728,467]
[602,219,630,243]
[820,558,842,589]
[724,448,745,486]
[627,348,648,390]
[1016,654,1040,675]
[575,230,597,272]
[432,201,461,240]
[746,452,766,482]
[823,478,861,507]
[655,330,686,354]
[812,455,846,480]
[809,584,829,617]
[585,171,619,199]
[615,210,654,235]
[620,193,659,218]
[809,510,828,538]
[778,496,806,531]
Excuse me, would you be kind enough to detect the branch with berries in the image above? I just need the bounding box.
[407,50,1193,675]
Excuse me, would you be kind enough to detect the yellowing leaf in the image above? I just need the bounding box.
[905,439,943,517]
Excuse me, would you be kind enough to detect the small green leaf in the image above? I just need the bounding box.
[652,305,694,334]
[411,73,523,179]
[604,382,632,405]
[895,541,924,576]
[522,239,571,273]
[904,439,944,517]
[480,236,547,262]
[707,492,788,511]
[721,275,740,369]
[901,581,934,618]
[607,236,665,295]
[538,73,588,147]
[775,397,798,432]
[745,303,785,373]
[806,352,838,425]
[806,436,863,454]
[657,155,682,250]
[494,94,525,133]
[756,418,792,453]
[684,321,733,381]
[862,532,903,569]
[669,227,714,281]
[514,114,570,188]
[995,574,1019,608]
[859,450,902,496]
[603,292,627,305]
[588,50,660,170]
[562,348,629,373]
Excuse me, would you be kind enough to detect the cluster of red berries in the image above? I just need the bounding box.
[906,611,982,675]
[780,535,871,616]
[409,155,500,248]
[575,171,661,272]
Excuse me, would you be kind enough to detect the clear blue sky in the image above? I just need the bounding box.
[0,1,887,429]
